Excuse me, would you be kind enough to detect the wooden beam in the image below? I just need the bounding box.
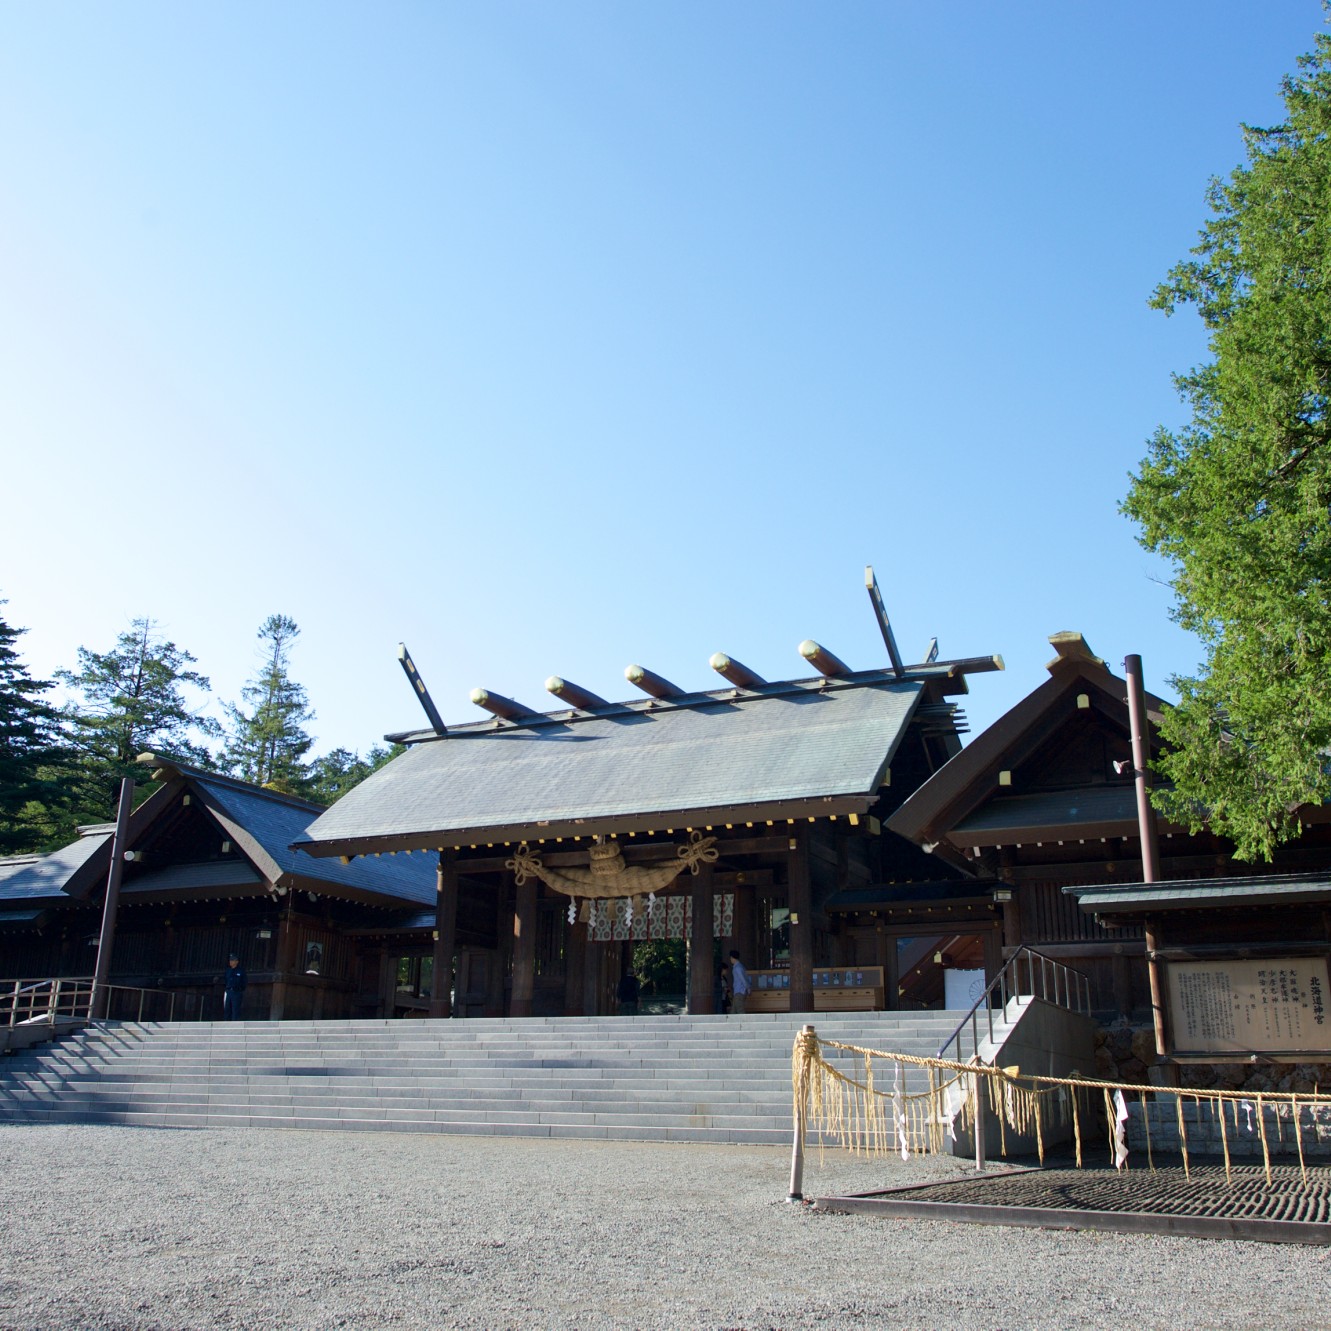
[798,639,853,679]
[454,833,799,875]
[545,677,610,711]
[709,653,766,689]
[624,664,684,700]
[864,566,905,677]
[397,643,447,735]
[470,688,539,722]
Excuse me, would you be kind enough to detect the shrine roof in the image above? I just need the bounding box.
[1065,871,1331,915]
[295,674,925,856]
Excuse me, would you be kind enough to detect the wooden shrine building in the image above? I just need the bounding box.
[293,632,1004,1018]
[882,631,1331,1021]
[0,760,451,1020]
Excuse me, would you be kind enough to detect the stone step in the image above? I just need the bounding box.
[0,1013,962,1143]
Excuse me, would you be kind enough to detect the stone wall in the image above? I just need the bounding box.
[1094,1021,1331,1096]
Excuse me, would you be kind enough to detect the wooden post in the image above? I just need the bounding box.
[431,851,458,1018]
[91,778,134,1021]
[582,911,602,1016]
[732,882,756,970]
[269,898,298,1020]
[788,1023,815,1201]
[511,875,537,1017]
[564,914,587,1017]
[972,1069,986,1172]
[788,828,814,1013]
[689,863,715,1014]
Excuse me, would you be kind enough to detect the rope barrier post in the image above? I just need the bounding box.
[788,1023,815,1202]
[972,1067,986,1173]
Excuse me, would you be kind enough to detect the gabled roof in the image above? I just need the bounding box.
[0,831,111,901]
[886,633,1165,865]
[296,673,927,857]
[0,760,437,912]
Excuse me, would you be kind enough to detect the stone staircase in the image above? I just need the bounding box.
[0,1011,964,1145]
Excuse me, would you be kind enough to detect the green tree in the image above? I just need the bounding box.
[1124,32,1331,861]
[0,601,75,853]
[223,614,316,794]
[57,618,220,820]
[304,742,403,807]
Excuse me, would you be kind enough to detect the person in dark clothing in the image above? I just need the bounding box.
[617,970,640,1016]
[223,954,247,1020]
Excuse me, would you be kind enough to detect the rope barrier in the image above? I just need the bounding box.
[793,1029,1331,1186]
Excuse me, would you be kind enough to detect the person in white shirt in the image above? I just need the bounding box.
[729,950,751,1015]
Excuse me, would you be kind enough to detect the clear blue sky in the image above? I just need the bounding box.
[1,3,1323,757]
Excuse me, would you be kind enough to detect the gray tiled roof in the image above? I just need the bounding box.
[297,679,922,853]
[0,833,110,902]
[193,777,437,906]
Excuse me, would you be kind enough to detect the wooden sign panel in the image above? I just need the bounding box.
[1165,957,1331,1056]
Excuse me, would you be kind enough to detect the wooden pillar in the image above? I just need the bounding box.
[379,947,396,1018]
[788,827,814,1013]
[733,882,757,970]
[430,851,457,1018]
[582,908,603,1015]
[564,916,587,1016]
[689,864,715,1014]
[511,875,537,1017]
[269,903,298,1020]
[879,927,899,1011]
[981,926,1002,986]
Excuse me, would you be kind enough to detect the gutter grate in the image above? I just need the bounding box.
[816,1162,1331,1244]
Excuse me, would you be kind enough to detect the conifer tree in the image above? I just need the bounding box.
[57,618,220,820]
[0,601,74,853]
[223,614,316,794]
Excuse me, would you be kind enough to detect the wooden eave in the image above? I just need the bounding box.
[295,793,876,861]
[886,653,1162,851]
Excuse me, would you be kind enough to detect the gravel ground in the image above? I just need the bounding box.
[1,1124,1328,1331]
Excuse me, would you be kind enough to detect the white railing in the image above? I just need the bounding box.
[938,946,1092,1064]
[1,976,177,1027]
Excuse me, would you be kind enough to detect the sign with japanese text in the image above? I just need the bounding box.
[1165,957,1330,1056]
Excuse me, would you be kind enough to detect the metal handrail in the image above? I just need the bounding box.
[937,946,1093,1064]
[1,976,176,1027]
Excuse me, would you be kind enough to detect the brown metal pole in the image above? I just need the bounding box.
[90,778,134,1021]
[1124,654,1161,884]
[431,850,458,1018]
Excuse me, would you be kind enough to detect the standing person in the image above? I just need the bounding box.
[616,969,640,1016]
[223,953,247,1021]
[729,950,751,1015]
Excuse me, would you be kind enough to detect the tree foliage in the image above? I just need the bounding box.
[57,619,220,820]
[0,602,75,854]
[1123,34,1331,860]
[305,743,403,807]
[223,614,317,794]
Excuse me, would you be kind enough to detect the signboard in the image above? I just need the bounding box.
[1164,957,1330,1056]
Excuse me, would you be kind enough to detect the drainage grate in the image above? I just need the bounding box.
[815,1162,1331,1244]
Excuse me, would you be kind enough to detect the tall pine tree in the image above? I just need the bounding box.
[58,618,221,820]
[223,614,316,794]
[0,601,75,853]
